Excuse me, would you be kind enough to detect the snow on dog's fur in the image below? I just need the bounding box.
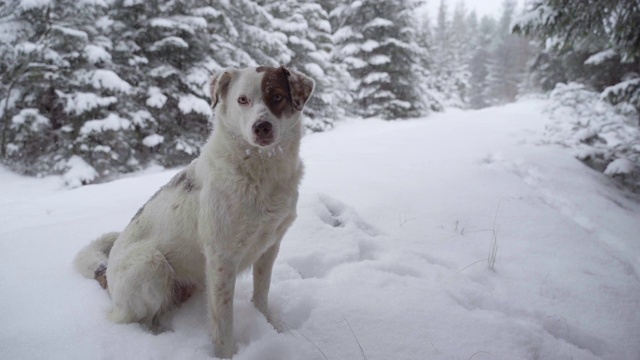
[74,66,314,358]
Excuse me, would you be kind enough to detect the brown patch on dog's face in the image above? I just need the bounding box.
[259,66,294,118]
[287,70,315,111]
[257,65,315,118]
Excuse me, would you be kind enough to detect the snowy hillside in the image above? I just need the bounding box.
[1,100,639,360]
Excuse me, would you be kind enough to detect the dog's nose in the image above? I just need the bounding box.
[253,121,273,138]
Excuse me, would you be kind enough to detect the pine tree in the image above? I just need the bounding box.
[332,0,426,119]
[513,0,640,114]
[414,9,444,113]
[513,0,640,189]
[106,0,227,169]
[219,0,292,67]
[449,0,471,105]
[0,0,135,185]
[467,14,496,109]
[430,0,469,108]
[485,0,522,105]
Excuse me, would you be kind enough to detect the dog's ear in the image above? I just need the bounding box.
[209,69,235,109]
[281,66,315,112]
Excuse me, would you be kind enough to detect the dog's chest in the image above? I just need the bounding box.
[238,177,295,229]
[224,186,293,267]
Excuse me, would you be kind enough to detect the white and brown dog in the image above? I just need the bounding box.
[74,66,314,358]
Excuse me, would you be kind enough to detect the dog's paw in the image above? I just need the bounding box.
[149,322,173,335]
[213,341,237,359]
[145,312,174,335]
[258,308,285,333]
[267,315,286,333]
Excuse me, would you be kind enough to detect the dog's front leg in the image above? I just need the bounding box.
[252,242,280,328]
[252,212,296,331]
[206,253,237,358]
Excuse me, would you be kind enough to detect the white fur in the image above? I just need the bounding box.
[74,66,314,358]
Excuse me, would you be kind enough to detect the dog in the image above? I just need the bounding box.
[74,65,314,358]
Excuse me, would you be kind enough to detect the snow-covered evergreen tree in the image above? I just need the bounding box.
[413,10,444,113]
[106,0,219,169]
[484,0,523,105]
[467,14,496,109]
[429,0,469,108]
[0,0,136,185]
[219,0,292,67]
[513,0,640,115]
[448,1,471,105]
[332,0,426,119]
[514,0,640,190]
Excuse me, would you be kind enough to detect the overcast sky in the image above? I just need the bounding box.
[420,0,521,21]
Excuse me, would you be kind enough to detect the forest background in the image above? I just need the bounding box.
[1,0,638,189]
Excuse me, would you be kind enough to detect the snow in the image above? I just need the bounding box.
[18,0,51,10]
[368,54,391,65]
[604,158,635,176]
[91,69,132,94]
[192,6,223,18]
[584,49,617,66]
[149,36,190,52]
[11,108,49,130]
[340,40,380,57]
[63,92,117,116]
[142,134,165,148]
[303,63,324,79]
[51,25,88,41]
[382,37,412,50]
[512,5,557,33]
[128,55,148,66]
[14,41,42,54]
[2,100,640,359]
[149,17,207,34]
[544,82,639,182]
[146,87,168,108]
[62,155,98,188]
[338,43,360,57]
[360,39,380,52]
[273,18,308,33]
[84,44,112,64]
[388,99,412,110]
[332,26,356,43]
[149,18,180,29]
[175,139,198,155]
[363,17,394,30]
[362,72,390,85]
[343,56,368,70]
[95,15,114,31]
[130,110,155,127]
[287,36,316,52]
[602,77,640,101]
[178,94,212,117]
[80,113,131,135]
[148,65,180,78]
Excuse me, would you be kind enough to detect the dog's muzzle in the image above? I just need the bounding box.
[252,121,274,146]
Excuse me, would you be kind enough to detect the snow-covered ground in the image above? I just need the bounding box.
[1,99,639,360]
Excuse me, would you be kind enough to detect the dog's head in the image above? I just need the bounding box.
[209,66,315,148]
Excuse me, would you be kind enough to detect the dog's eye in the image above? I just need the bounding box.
[238,96,249,105]
[273,94,283,102]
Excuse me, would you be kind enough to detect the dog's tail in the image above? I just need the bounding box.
[74,232,119,289]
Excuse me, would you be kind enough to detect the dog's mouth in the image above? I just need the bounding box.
[252,121,275,147]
